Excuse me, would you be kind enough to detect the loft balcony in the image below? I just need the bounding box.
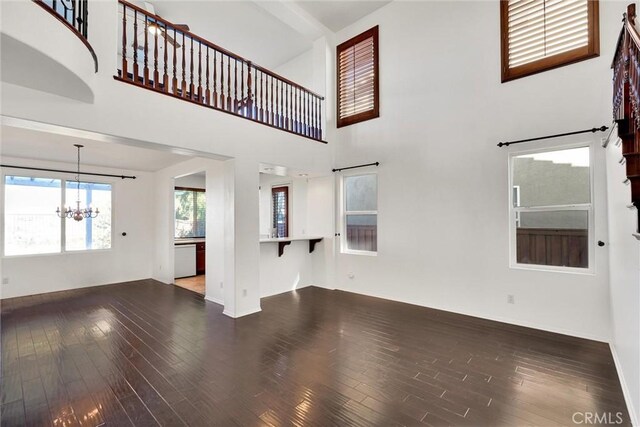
[33,0,97,72]
[1,0,97,102]
[116,0,326,143]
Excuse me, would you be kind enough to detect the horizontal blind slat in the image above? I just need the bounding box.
[506,0,591,69]
[338,31,376,121]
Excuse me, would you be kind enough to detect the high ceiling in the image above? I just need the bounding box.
[295,1,391,32]
[145,1,315,70]
[1,126,191,172]
[136,1,393,70]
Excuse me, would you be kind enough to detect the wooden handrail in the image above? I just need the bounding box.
[626,5,640,50]
[116,0,325,142]
[611,4,640,231]
[33,0,98,72]
[118,0,323,99]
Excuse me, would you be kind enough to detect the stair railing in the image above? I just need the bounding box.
[116,0,325,143]
[33,0,97,72]
[612,3,640,228]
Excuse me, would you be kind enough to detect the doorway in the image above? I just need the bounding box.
[174,171,206,295]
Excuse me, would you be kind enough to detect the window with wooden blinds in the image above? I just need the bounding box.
[272,186,289,238]
[500,0,599,82]
[337,26,379,127]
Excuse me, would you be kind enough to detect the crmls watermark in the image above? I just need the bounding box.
[572,412,625,425]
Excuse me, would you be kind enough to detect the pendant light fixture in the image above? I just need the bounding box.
[56,144,99,221]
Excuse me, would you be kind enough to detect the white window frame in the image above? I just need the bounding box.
[340,171,378,256]
[508,143,594,274]
[1,170,115,258]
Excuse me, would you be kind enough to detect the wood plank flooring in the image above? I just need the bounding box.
[174,275,205,295]
[0,280,631,426]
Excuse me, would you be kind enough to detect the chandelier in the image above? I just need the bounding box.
[56,144,99,221]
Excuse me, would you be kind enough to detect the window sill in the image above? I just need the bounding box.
[3,248,113,259]
[341,249,377,257]
[509,263,594,276]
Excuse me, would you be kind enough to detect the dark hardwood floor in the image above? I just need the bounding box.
[0,280,630,426]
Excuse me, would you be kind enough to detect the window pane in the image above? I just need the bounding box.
[516,210,588,268]
[175,190,205,238]
[513,147,590,207]
[345,174,377,211]
[272,188,288,238]
[4,176,61,255]
[346,214,377,252]
[195,191,206,237]
[175,190,195,238]
[65,182,112,251]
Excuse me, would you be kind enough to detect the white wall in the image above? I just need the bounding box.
[258,173,334,297]
[307,175,336,288]
[274,49,315,92]
[175,173,206,189]
[605,135,640,424]
[260,241,314,298]
[259,173,309,237]
[1,1,95,102]
[331,0,622,342]
[0,157,154,298]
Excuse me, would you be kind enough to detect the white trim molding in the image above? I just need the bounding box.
[609,343,639,426]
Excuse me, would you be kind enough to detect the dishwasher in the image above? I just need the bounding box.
[174,244,196,278]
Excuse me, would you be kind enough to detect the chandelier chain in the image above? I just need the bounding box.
[56,144,99,222]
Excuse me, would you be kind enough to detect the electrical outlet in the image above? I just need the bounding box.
[243,289,247,297]
[2,278,8,285]
[507,294,515,304]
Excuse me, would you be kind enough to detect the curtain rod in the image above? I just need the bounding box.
[332,162,379,172]
[497,126,609,148]
[0,164,137,180]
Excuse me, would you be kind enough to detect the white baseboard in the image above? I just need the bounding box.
[609,342,639,426]
[204,295,223,306]
[332,286,610,343]
[308,282,336,291]
[223,305,261,318]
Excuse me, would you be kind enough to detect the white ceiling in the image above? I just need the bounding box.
[294,1,391,32]
[137,1,392,70]
[1,126,191,172]
[145,1,315,69]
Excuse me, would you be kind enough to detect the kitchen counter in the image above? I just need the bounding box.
[259,236,324,243]
[175,238,206,246]
[260,236,324,257]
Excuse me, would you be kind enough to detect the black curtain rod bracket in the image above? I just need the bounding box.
[497,125,608,148]
[0,164,137,180]
[332,162,379,173]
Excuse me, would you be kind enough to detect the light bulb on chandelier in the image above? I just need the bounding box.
[56,144,100,222]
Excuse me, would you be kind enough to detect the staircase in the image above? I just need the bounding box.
[613,4,640,229]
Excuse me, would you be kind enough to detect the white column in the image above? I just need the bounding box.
[204,163,225,305]
[223,157,261,318]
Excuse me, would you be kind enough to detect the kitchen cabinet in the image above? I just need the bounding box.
[196,242,206,275]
